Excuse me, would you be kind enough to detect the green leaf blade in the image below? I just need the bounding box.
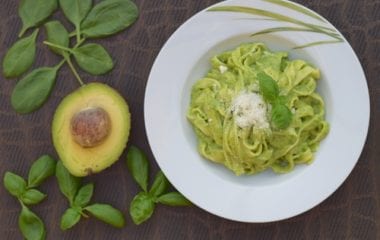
[3,29,38,78]
[156,192,192,207]
[81,0,139,38]
[59,0,92,26]
[208,6,338,39]
[85,203,125,228]
[11,67,58,114]
[257,72,279,103]
[271,103,293,129]
[72,43,114,75]
[56,161,81,204]
[263,0,326,22]
[251,26,315,37]
[44,21,70,56]
[293,40,343,49]
[74,183,94,207]
[129,192,155,225]
[60,208,81,230]
[126,146,149,192]
[19,204,46,240]
[27,155,56,188]
[21,189,46,205]
[149,171,170,198]
[3,172,27,198]
[18,0,58,37]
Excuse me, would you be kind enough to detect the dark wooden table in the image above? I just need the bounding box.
[1,0,379,239]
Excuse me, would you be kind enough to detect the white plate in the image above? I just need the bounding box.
[144,0,370,222]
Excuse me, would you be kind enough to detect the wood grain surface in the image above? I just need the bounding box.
[0,0,379,239]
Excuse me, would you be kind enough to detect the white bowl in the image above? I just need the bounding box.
[144,0,370,222]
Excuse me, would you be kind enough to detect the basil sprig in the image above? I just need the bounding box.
[3,155,56,240]
[55,161,125,230]
[2,0,139,114]
[127,146,192,225]
[257,72,293,129]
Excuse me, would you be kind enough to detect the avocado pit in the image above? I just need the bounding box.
[70,107,111,148]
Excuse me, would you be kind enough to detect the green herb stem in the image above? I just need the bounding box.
[65,55,85,86]
[18,26,28,38]
[74,38,86,49]
[80,210,89,218]
[55,59,66,71]
[43,41,73,54]
[75,24,81,43]
[69,31,76,38]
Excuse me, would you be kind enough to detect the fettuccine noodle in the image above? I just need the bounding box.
[187,43,329,175]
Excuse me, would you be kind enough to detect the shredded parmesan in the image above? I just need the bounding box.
[219,65,228,74]
[231,92,269,129]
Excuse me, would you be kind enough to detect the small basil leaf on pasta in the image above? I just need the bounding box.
[271,103,292,129]
[257,72,279,103]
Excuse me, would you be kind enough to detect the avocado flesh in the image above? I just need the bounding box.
[52,83,131,176]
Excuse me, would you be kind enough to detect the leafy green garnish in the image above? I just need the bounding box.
[18,0,57,37]
[19,203,46,240]
[85,204,125,228]
[72,43,114,75]
[127,146,149,192]
[3,155,56,240]
[257,72,279,102]
[81,0,139,38]
[2,29,39,78]
[44,21,70,56]
[21,189,47,205]
[11,65,63,114]
[28,155,56,188]
[257,72,292,129]
[271,102,293,129]
[3,0,139,113]
[56,161,125,230]
[126,146,192,225]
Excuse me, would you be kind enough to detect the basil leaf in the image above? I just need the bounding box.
[44,21,69,56]
[149,171,170,198]
[156,192,192,206]
[18,0,58,37]
[11,66,58,114]
[60,208,81,230]
[28,155,56,188]
[74,183,94,207]
[81,0,138,38]
[85,204,125,228]
[2,29,38,78]
[19,204,46,240]
[129,192,155,225]
[3,172,27,198]
[59,0,92,27]
[21,189,46,205]
[271,103,293,129]
[126,146,149,192]
[257,72,279,103]
[72,43,114,75]
[56,161,81,204]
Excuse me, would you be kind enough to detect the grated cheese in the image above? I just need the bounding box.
[230,92,269,129]
[219,65,228,74]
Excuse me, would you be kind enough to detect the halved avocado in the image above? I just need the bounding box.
[52,83,131,176]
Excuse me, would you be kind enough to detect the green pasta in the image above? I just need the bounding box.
[187,43,329,175]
